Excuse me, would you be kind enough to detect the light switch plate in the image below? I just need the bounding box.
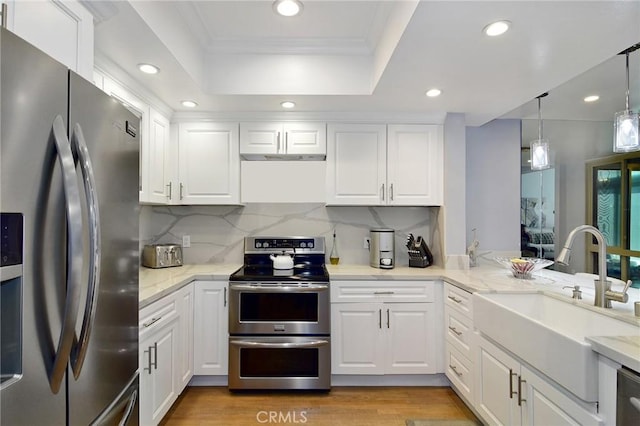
[182,235,191,248]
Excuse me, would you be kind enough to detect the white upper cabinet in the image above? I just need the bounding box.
[240,122,326,159]
[144,108,172,204]
[177,122,240,205]
[326,124,387,205]
[5,0,94,80]
[326,123,443,206]
[387,125,443,205]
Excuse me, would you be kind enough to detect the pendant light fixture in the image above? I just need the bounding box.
[613,44,640,153]
[531,93,550,170]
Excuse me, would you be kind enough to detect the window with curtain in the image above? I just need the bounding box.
[587,153,640,288]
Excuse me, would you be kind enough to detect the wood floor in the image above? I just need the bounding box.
[160,386,480,426]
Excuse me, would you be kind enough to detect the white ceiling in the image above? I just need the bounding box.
[89,1,640,126]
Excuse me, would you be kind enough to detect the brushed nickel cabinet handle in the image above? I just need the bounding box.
[518,376,526,406]
[449,365,463,377]
[509,369,518,399]
[143,316,162,328]
[166,182,172,199]
[447,295,462,303]
[448,326,463,336]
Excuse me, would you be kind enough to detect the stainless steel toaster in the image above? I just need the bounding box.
[142,244,183,268]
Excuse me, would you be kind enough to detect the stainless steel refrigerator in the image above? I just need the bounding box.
[0,27,139,425]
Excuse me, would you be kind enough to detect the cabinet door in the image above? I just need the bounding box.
[177,285,194,391]
[331,303,385,374]
[384,303,436,374]
[326,124,386,205]
[387,125,443,205]
[143,108,172,204]
[193,281,228,375]
[5,0,94,80]
[522,366,602,426]
[476,336,522,426]
[139,318,179,426]
[240,122,280,156]
[283,123,326,156]
[178,123,240,204]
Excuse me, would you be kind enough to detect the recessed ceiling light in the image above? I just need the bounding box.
[281,101,296,109]
[273,0,303,17]
[483,20,511,37]
[584,95,600,103]
[425,89,442,98]
[181,100,198,108]
[138,63,159,74]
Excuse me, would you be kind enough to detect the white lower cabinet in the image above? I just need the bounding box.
[443,283,475,405]
[139,284,193,426]
[193,281,228,375]
[475,335,602,426]
[331,280,441,375]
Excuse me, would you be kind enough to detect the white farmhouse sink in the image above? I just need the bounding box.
[473,292,638,402]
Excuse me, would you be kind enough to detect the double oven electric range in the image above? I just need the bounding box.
[228,236,330,391]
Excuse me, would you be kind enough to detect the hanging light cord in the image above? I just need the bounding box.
[537,96,543,140]
[624,51,630,112]
[536,92,548,140]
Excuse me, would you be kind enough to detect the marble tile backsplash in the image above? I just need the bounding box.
[140,204,441,267]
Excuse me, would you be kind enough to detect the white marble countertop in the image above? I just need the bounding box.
[139,262,640,370]
[139,263,241,308]
[586,336,640,373]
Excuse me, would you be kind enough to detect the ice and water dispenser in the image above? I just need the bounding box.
[1,213,23,388]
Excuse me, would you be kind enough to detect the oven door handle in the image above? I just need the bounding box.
[230,340,330,349]
[230,284,329,292]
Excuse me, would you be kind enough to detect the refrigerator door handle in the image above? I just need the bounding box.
[69,123,102,379]
[49,115,84,393]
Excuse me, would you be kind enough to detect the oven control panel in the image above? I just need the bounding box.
[254,238,314,249]
[244,236,325,254]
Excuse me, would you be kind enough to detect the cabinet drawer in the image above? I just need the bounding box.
[139,294,179,339]
[331,280,435,303]
[444,306,473,358]
[444,283,472,317]
[445,344,474,404]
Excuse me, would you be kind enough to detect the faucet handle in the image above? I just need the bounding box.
[563,285,582,300]
[604,280,631,304]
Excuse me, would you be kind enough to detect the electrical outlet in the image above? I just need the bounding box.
[364,237,370,249]
[182,235,191,248]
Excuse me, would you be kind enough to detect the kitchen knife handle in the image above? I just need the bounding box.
[49,115,83,394]
[69,123,102,380]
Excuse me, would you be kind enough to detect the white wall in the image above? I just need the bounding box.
[443,113,468,267]
[466,119,521,257]
[141,204,440,267]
